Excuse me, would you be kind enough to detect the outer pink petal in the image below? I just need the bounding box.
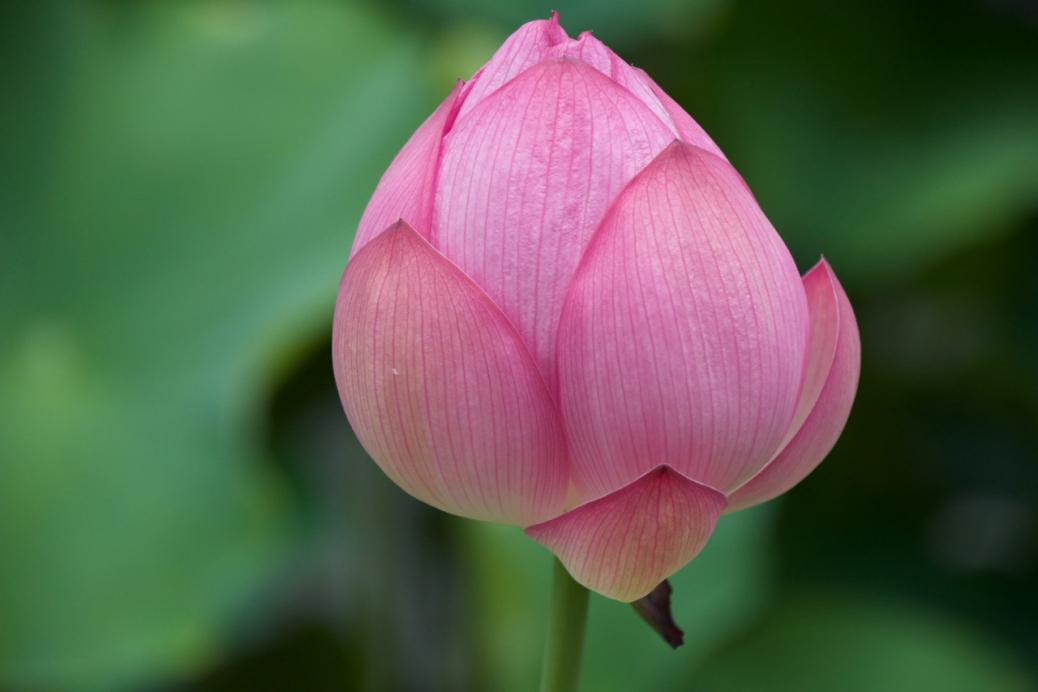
[456,13,569,120]
[557,141,809,502]
[333,221,569,526]
[350,83,462,258]
[726,260,861,512]
[525,466,727,602]
[434,58,676,394]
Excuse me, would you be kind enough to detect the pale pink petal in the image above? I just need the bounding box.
[548,33,667,124]
[525,466,727,602]
[434,58,676,394]
[456,13,569,120]
[546,29,614,72]
[557,141,809,501]
[726,260,861,512]
[632,69,728,160]
[333,221,569,526]
[350,83,462,257]
[551,33,727,160]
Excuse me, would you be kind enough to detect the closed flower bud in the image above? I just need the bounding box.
[333,13,861,602]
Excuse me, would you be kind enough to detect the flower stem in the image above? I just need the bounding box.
[539,557,590,692]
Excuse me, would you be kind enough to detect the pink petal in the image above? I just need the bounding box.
[350,82,462,258]
[557,141,809,502]
[333,221,569,526]
[726,259,861,512]
[549,32,728,161]
[632,69,728,160]
[433,58,676,394]
[548,33,673,130]
[525,466,727,602]
[548,28,614,68]
[456,13,569,120]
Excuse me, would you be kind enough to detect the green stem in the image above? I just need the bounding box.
[539,558,590,692]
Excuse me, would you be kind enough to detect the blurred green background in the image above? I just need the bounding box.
[1,0,1036,690]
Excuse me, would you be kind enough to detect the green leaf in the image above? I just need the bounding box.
[691,590,1037,691]
[0,2,430,688]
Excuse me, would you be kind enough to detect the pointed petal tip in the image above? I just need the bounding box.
[343,219,417,270]
[643,139,734,180]
[660,137,722,162]
[529,10,566,41]
[525,466,727,602]
[806,255,835,277]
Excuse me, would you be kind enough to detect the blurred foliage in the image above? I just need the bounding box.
[0,1,431,688]
[462,502,777,691]
[693,589,1035,692]
[1,0,1037,690]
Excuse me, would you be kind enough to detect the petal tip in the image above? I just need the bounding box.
[526,466,726,602]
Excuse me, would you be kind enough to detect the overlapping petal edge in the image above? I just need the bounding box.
[555,140,809,500]
[434,56,678,397]
[726,259,861,512]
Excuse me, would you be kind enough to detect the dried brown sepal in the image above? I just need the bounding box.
[631,579,684,649]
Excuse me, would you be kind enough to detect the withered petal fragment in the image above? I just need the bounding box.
[631,579,684,649]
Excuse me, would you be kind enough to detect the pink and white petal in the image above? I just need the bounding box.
[726,260,860,513]
[456,13,569,121]
[333,221,569,526]
[525,466,727,602]
[434,58,676,394]
[351,82,462,257]
[557,141,809,501]
[632,69,727,161]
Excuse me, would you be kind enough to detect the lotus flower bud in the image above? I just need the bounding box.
[333,13,861,602]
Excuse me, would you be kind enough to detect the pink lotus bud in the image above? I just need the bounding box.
[333,14,861,602]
